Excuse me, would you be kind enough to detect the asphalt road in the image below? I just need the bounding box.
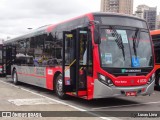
[1,77,160,120]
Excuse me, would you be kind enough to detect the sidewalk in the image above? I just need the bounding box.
[0,79,104,120]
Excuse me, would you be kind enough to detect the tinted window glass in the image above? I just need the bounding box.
[152,35,160,47]
[152,34,160,63]
[99,28,153,68]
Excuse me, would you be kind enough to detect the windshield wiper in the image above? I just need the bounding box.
[109,26,125,60]
[132,28,140,57]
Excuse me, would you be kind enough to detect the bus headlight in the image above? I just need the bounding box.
[148,73,155,84]
[99,74,106,81]
[98,74,114,87]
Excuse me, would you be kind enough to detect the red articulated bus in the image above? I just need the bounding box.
[3,12,155,100]
[150,30,160,87]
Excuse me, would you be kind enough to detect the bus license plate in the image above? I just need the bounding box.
[126,91,137,96]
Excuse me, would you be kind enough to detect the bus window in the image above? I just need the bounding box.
[152,34,160,63]
[79,31,88,65]
[65,34,73,65]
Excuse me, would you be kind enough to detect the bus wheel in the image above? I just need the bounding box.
[155,74,160,88]
[12,70,18,85]
[55,74,67,99]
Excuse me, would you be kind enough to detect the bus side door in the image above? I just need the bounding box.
[3,45,16,75]
[62,28,90,95]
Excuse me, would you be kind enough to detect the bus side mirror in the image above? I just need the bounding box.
[88,20,101,44]
[94,30,101,44]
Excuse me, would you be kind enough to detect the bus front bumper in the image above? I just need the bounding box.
[93,79,155,99]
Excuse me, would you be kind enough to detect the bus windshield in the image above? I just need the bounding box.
[99,27,153,68]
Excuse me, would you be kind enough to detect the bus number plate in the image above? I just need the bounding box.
[126,91,137,96]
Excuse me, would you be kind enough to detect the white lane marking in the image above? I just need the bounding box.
[8,98,58,106]
[0,80,120,120]
[92,101,160,110]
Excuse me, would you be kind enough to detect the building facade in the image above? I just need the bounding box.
[100,0,133,15]
[157,13,160,29]
[135,5,149,19]
[135,5,157,30]
[144,7,157,30]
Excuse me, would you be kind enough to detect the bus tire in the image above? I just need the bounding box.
[155,73,160,87]
[12,69,19,85]
[55,74,67,99]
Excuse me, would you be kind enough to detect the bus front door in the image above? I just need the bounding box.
[63,28,89,96]
[0,45,5,76]
[3,45,16,75]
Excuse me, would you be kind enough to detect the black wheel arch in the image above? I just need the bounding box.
[155,69,160,85]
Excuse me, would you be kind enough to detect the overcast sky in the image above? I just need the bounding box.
[0,0,159,40]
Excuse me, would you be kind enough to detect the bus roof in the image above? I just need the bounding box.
[150,29,160,35]
[4,12,146,44]
[93,12,146,21]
